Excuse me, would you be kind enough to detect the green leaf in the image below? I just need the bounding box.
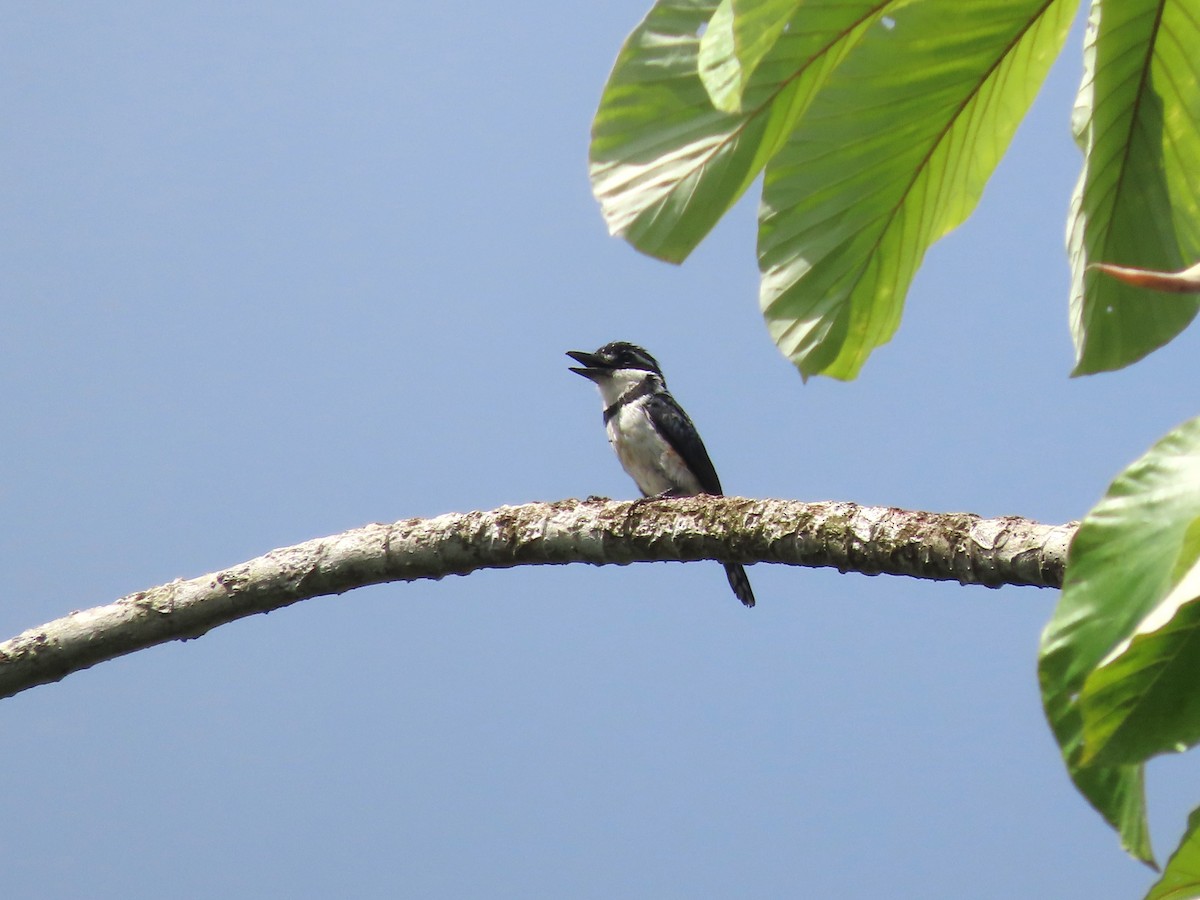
[1039,417,1200,866]
[1068,0,1200,375]
[590,0,891,264]
[698,0,798,113]
[759,0,1077,380]
[1079,522,1200,766]
[1147,806,1200,900]
[1039,679,1154,866]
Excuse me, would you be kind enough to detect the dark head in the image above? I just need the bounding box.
[566,342,665,383]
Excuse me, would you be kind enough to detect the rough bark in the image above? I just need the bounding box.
[0,497,1074,699]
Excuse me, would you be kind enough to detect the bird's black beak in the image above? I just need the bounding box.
[567,349,608,380]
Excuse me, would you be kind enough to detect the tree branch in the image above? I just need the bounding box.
[0,497,1074,699]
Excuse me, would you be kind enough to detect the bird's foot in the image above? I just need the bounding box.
[624,489,687,524]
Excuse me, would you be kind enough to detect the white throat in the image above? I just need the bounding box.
[593,368,658,408]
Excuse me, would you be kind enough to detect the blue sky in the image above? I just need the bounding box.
[3,2,1199,897]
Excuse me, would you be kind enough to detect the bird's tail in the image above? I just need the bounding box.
[724,563,756,608]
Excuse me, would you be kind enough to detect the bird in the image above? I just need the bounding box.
[566,341,756,607]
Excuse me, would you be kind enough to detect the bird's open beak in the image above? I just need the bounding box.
[566,350,608,380]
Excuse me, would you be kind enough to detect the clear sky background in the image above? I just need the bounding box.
[3,3,1199,898]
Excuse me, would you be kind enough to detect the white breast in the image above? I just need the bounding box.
[606,398,705,497]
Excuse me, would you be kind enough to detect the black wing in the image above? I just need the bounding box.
[643,392,723,495]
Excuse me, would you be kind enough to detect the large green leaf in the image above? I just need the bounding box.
[1039,681,1153,866]
[759,0,1077,379]
[698,0,797,113]
[1079,519,1200,767]
[1147,806,1200,900]
[1039,418,1200,865]
[1068,0,1200,375]
[590,0,892,264]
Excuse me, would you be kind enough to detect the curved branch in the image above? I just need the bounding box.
[0,497,1074,699]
